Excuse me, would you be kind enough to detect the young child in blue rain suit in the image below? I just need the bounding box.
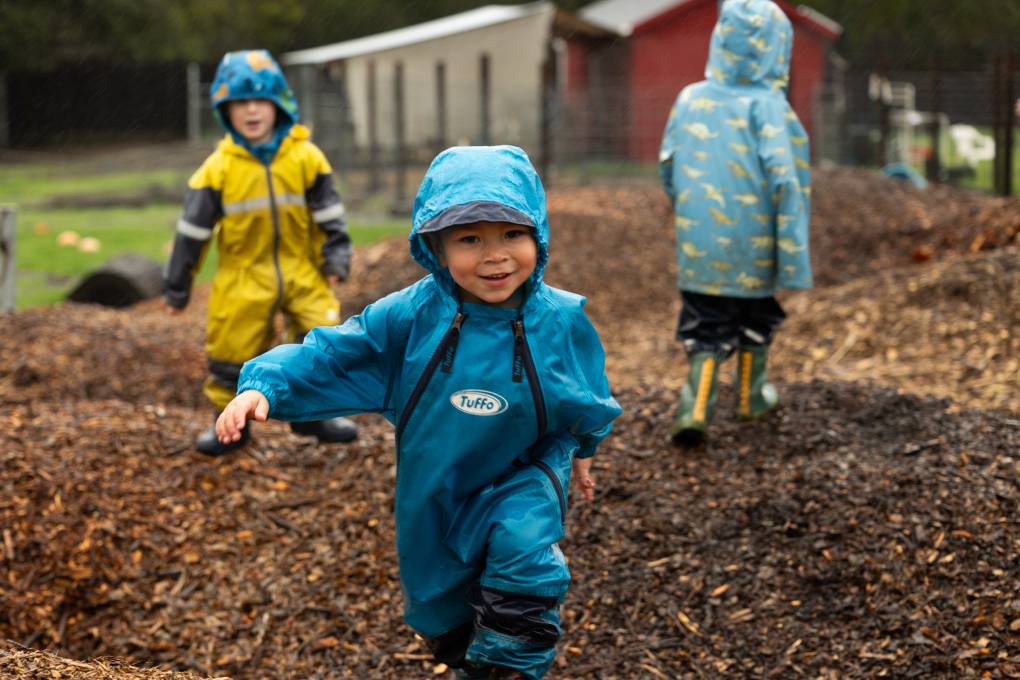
[215,146,622,679]
[163,50,357,455]
[658,0,812,446]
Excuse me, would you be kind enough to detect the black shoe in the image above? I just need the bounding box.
[671,427,706,447]
[290,417,358,443]
[195,413,249,456]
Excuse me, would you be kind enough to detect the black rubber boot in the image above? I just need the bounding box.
[453,665,492,680]
[290,417,358,443]
[195,412,249,456]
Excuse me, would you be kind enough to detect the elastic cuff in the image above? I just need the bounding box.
[465,626,556,680]
[237,380,279,416]
[322,255,350,279]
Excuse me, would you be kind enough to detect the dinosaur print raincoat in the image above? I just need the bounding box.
[659,0,812,297]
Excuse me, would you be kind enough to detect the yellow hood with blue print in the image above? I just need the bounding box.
[210,50,299,163]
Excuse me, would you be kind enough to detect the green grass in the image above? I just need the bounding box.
[3,164,408,309]
[0,166,187,205]
[907,126,1020,194]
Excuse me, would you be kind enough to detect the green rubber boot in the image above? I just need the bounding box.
[736,345,778,420]
[671,352,721,446]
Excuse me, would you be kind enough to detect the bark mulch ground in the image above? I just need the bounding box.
[2,383,1018,678]
[2,167,1019,678]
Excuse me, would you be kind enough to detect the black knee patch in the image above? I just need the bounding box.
[468,585,560,647]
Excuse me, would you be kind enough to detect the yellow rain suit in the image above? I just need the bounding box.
[164,124,350,408]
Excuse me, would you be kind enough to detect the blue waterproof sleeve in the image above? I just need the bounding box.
[565,307,621,458]
[237,293,411,423]
[753,96,812,290]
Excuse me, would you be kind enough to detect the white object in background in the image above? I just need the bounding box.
[949,124,996,167]
[0,206,15,311]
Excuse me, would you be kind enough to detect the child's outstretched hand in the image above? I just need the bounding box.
[572,457,596,502]
[216,390,269,443]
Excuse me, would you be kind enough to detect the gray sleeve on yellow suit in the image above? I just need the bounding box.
[306,173,352,280]
[163,186,221,309]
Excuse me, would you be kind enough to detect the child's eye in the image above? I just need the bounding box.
[458,235,480,245]
[505,229,527,239]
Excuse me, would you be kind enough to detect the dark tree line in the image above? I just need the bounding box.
[0,0,596,72]
[4,0,1018,73]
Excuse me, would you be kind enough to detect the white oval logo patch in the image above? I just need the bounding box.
[450,390,508,416]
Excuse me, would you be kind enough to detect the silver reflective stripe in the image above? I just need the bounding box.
[313,203,345,223]
[222,193,306,215]
[176,218,213,241]
[222,196,271,215]
[276,193,307,209]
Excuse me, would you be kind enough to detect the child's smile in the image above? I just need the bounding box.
[438,221,537,307]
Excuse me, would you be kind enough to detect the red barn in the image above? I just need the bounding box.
[572,0,841,161]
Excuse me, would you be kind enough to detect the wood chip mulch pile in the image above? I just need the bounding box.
[0,642,225,679]
[2,167,1019,678]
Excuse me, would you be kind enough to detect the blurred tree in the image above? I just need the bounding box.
[0,0,602,72]
[807,0,1020,70]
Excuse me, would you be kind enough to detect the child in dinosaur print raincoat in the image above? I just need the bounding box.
[659,0,812,445]
[163,50,357,454]
[215,146,622,679]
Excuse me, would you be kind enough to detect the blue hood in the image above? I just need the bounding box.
[210,50,299,163]
[409,146,550,299]
[706,0,793,91]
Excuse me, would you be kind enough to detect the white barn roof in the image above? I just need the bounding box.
[284,2,553,66]
[581,0,841,38]
[580,0,689,36]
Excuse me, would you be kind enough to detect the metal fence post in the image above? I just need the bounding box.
[367,60,381,194]
[435,61,447,153]
[479,54,491,145]
[0,206,15,311]
[393,61,407,211]
[187,62,202,144]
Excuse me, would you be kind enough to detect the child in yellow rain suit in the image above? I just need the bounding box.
[163,50,357,454]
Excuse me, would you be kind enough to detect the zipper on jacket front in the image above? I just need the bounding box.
[264,164,284,319]
[532,458,566,525]
[396,311,466,449]
[440,312,464,373]
[511,319,547,439]
[511,318,561,520]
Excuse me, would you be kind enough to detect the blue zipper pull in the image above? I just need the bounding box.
[511,319,525,382]
[440,312,465,373]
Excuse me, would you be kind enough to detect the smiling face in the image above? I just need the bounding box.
[437,221,537,307]
[226,98,277,145]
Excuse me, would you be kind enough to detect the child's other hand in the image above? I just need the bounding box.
[216,390,269,443]
[572,457,596,502]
